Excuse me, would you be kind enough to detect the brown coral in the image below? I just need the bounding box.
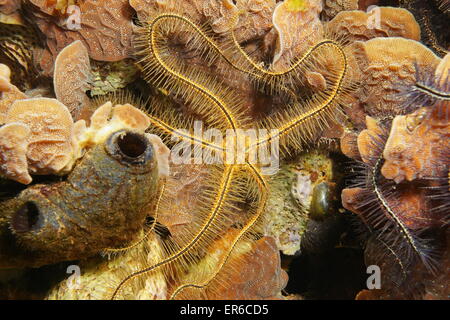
[322,0,358,20]
[356,116,384,164]
[350,37,441,117]
[178,234,288,300]
[341,115,446,299]
[0,0,23,24]
[342,175,431,230]
[326,7,421,42]
[204,236,288,300]
[0,0,21,15]
[230,0,276,43]
[156,163,212,238]
[381,107,449,183]
[342,117,433,231]
[340,130,360,160]
[380,51,449,183]
[26,0,133,75]
[130,0,276,44]
[1,97,158,185]
[53,40,91,120]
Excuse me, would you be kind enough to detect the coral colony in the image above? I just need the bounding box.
[0,0,448,300]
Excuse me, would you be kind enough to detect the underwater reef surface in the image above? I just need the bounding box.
[0,0,448,300]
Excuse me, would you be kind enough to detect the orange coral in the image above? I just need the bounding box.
[341,115,446,299]
[204,236,288,300]
[5,98,76,175]
[0,122,31,184]
[201,0,238,34]
[231,0,276,43]
[111,104,151,132]
[342,180,431,230]
[350,37,441,117]
[382,107,449,183]
[88,101,112,131]
[178,234,288,300]
[326,7,421,42]
[356,116,384,164]
[130,0,275,44]
[77,101,152,140]
[272,0,323,69]
[0,99,162,184]
[381,52,449,183]
[79,101,171,179]
[156,163,212,238]
[53,40,91,120]
[322,0,358,20]
[0,63,27,124]
[342,116,434,229]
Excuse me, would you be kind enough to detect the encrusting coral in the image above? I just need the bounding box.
[349,37,441,121]
[0,122,31,184]
[175,235,288,300]
[0,59,169,185]
[130,0,276,44]
[5,98,76,176]
[340,51,449,296]
[0,63,27,123]
[381,107,449,183]
[326,7,421,42]
[381,52,449,183]
[53,40,91,120]
[322,0,358,20]
[341,116,442,298]
[24,0,134,75]
[271,0,323,70]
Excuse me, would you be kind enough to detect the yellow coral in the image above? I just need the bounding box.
[285,0,309,12]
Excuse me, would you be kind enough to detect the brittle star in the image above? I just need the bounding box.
[109,10,348,300]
